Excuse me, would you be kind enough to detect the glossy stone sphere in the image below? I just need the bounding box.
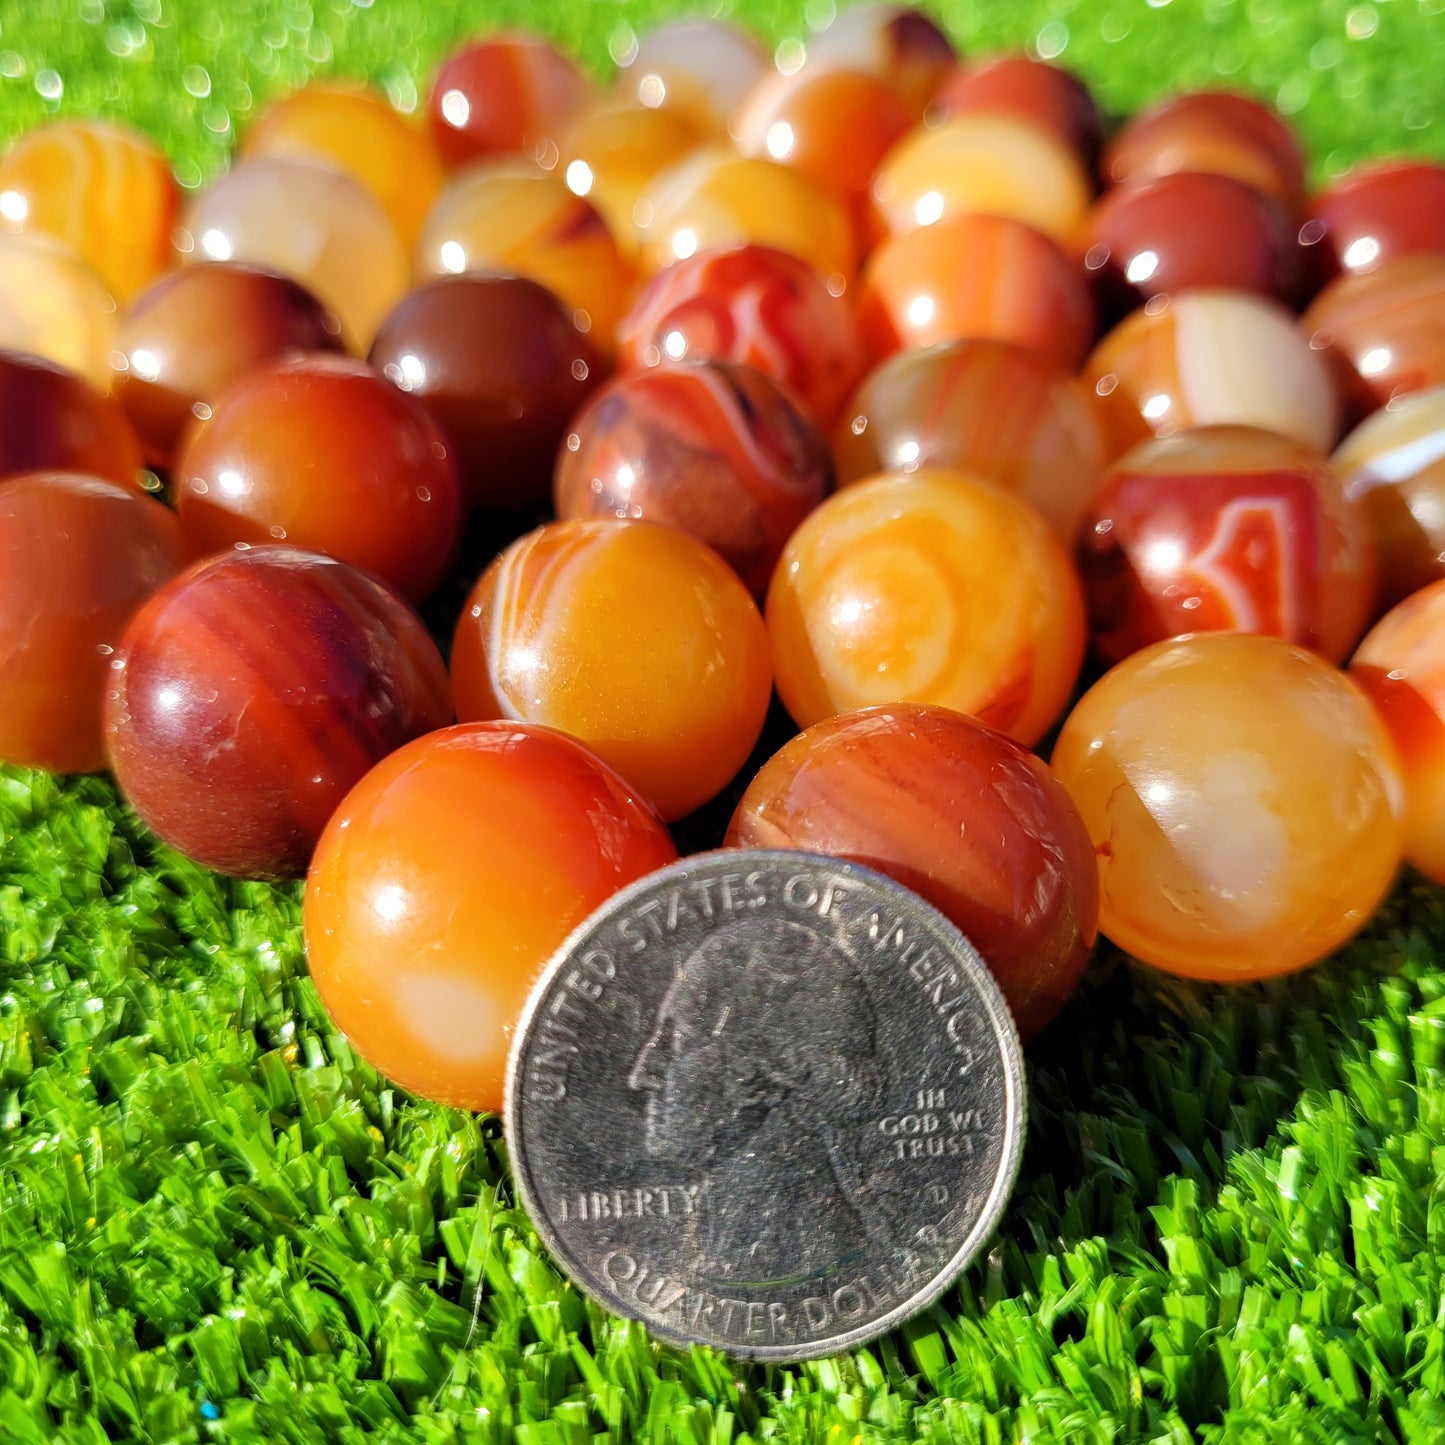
[370,273,603,511]
[767,468,1086,744]
[1084,172,1300,315]
[726,704,1098,1038]
[554,360,831,594]
[0,473,182,774]
[241,83,444,249]
[416,163,634,347]
[0,120,178,301]
[0,350,144,491]
[615,243,866,426]
[1078,426,1374,666]
[834,339,1107,542]
[304,721,677,1113]
[113,263,345,469]
[732,67,912,243]
[555,99,702,255]
[0,231,117,391]
[860,214,1096,371]
[932,55,1102,162]
[174,356,463,604]
[1301,256,1445,425]
[105,547,453,880]
[1351,580,1445,884]
[1332,386,1445,611]
[427,32,590,169]
[451,518,772,820]
[616,18,769,135]
[1084,289,1340,457]
[1051,633,1403,981]
[1100,89,1306,209]
[637,149,857,288]
[870,112,1093,249]
[1300,159,1445,291]
[802,3,957,119]
[178,158,408,350]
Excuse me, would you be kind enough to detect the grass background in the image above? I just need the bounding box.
[2,0,1445,1440]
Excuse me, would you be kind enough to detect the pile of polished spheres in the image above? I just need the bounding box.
[3,3,1444,1113]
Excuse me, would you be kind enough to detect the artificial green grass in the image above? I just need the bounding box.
[2,1,1445,1440]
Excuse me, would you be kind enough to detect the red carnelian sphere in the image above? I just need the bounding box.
[105,547,452,880]
[1100,89,1307,209]
[615,243,866,427]
[173,356,463,603]
[554,360,831,594]
[1052,633,1403,981]
[767,468,1086,744]
[726,704,1098,1038]
[801,3,957,120]
[1077,426,1374,665]
[112,263,345,469]
[1301,255,1445,426]
[1351,580,1445,885]
[426,32,590,169]
[304,721,678,1113]
[833,339,1108,542]
[860,214,1096,370]
[1299,158,1445,292]
[0,350,144,491]
[452,518,772,821]
[932,55,1102,163]
[369,273,603,511]
[1084,172,1301,316]
[0,473,182,773]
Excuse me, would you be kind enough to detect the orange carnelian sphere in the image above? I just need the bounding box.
[1351,580,1445,884]
[1052,632,1404,981]
[637,149,857,287]
[0,120,178,302]
[0,232,117,392]
[766,468,1086,744]
[304,721,678,1113]
[416,163,635,347]
[452,519,773,821]
[241,83,444,249]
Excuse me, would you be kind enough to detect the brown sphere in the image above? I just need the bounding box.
[0,350,144,492]
[932,54,1103,163]
[112,263,345,469]
[554,360,831,594]
[173,355,464,602]
[369,274,603,511]
[0,473,183,773]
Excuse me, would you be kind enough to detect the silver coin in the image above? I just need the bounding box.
[504,849,1025,1361]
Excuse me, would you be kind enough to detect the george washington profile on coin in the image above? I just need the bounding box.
[627,916,893,1284]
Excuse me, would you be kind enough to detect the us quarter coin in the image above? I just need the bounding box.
[504,849,1026,1361]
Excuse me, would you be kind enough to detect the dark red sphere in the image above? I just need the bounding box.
[104,546,453,880]
[369,274,603,511]
[554,359,831,594]
[1084,172,1301,315]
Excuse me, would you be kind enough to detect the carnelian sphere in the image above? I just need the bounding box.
[802,3,956,120]
[1077,426,1374,666]
[173,355,464,604]
[241,83,445,249]
[0,232,118,392]
[766,468,1086,744]
[451,518,772,820]
[870,111,1093,249]
[304,721,677,1113]
[0,120,178,301]
[859,213,1096,371]
[617,18,769,135]
[833,338,1108,542]
[1351,580,1445,885]
[1051,632,1404,981]
[727,704,1098,1038]
[0,473,183,774]
[932,55,1103,163]
[426,32,590,169]
[0,350,144,492]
